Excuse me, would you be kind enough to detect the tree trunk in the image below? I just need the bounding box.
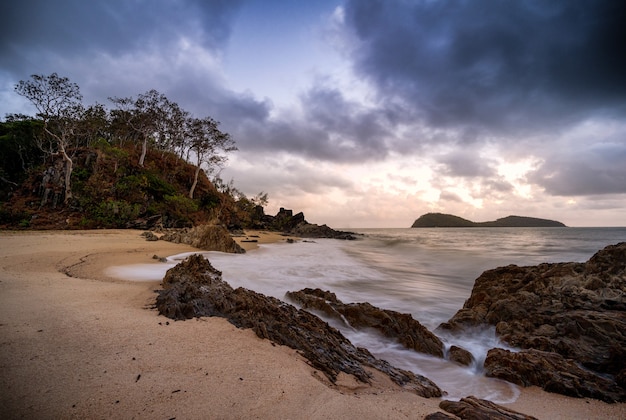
[139,136,147,167]
[189,165,201,199]
[60,146,73,205]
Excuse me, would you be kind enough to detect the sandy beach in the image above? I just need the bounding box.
[1,230,624,419]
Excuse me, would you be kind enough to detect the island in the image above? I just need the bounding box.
[411,213,566,228]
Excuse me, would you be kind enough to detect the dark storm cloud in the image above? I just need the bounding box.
[231,85,396,162]
[342,0,626,134]
[0,0,241,74]
[0,0,270,126]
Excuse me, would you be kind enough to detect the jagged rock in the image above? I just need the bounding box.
[484,348,625,403]
[438,396,538,420]
[141,231,159,241]
[160,224,245,253]
[272,207,306,231]
[290,222,357,240]
[286,288,443,358]
[448,345,474,366]
[251,207,357,240]
[439,242,626,401]
[155,255,442,397]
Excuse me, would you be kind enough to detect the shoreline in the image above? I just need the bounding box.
[1,230,624,418]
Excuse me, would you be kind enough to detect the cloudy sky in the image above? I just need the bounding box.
[2,0,625,227]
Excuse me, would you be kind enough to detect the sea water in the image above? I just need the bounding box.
[108,227,626,402]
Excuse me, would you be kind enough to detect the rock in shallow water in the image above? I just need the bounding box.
[484,348,624,403]
[155,254,442,397]
[439,242,626,402]
[285,288,444,358]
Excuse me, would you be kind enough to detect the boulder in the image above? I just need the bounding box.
[141,231,159,241]
[439,243,626,400]
[438,396,538,420]
[290,222,357,240]
[286,288,443,358]
[255,207,357,239]
[160,224,245,253]
[448,345,474,366]
[155,254,442,398]
[484,348,625,403]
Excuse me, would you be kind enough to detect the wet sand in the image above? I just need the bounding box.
[0,230,624,419]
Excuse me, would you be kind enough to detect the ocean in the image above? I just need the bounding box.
[110,227,626,402]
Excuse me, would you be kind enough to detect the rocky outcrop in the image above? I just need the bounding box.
[286,288,443,358]
[248,207,357,240]
[160,224,245,253]
[447,345,474,366]
[155,254,442,397]
[436,396,538,420]
[290,222,357,240]
[484,348,624,403]
[439,242,626,402]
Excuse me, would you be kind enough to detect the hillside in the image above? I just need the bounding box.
[411,213,566,228]
[1,141,230,230]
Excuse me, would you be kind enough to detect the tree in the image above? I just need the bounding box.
[109,89,171,167]
[186,116,237,199]
[15,73,84,205]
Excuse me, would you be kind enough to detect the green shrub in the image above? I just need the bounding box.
[89,200,141,227]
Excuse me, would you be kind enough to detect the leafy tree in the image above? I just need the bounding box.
[109,89,171,167]
[15,73,84,204]
[186,116,237,199]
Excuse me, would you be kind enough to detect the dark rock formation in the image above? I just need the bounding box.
[160,224,245,253]
[437,396,538,420]
[484,348,625,403]
[411,213,566,228]
[447,345,474,366]
[286,288,443,358]
[141,231,159,241]
[246,207,357,240]
[155,254,442,397]
[440,242,626,402]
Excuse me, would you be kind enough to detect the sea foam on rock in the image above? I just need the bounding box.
[439,242,626,402]
[155,254,442,397]
[286,287,444,358]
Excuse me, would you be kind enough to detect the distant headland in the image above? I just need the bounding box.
[411,213,566,228]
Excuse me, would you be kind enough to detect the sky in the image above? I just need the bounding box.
[1,0,625,228]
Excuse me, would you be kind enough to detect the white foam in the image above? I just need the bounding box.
[107,238,524,402]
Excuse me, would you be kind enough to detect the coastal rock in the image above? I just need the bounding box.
[447,345,474,366]
[160,224,245,253]
[484,348,625,403]
[141,231,159,241]
[250,207,357,239]
[290,222,357,240]
[286,288,443,357]
[286,288,443,358]
[439,242,626,401]
[155,254,442,398]
[438,396,538,420]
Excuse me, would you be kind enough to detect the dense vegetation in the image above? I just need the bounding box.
[0,73,267,230]
[411,213,566,228]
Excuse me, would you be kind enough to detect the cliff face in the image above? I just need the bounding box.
[411,213,566,228]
